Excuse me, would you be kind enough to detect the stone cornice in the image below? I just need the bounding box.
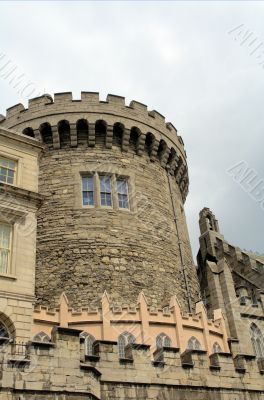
[0,126,44,152]
[0,182,43,208]
[0,290,35,302]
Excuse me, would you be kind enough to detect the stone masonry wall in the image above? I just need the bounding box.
[36,143,197,310]
[0,92,199,311]
[0,328,264,400]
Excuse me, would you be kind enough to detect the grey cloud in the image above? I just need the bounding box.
[0,1,263,258]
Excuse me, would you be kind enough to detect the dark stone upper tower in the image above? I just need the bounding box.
[0,92,199,311]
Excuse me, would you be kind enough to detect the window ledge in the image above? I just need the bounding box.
[85,354,100,362]
[119,357,134,364]
[0,273,16,280]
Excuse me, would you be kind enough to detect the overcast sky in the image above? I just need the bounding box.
[0,1,263,258]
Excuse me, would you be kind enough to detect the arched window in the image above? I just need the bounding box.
[113,122,124,147]
[250,324,264,359]
[157,139,168,161]
[39,122,53,146]
[33,331,51,343]
[187,336,201,351]
[145,132,159,162]
[212,342,222,353]
[76,119,88,146]
[129,127,140,152]
[0,313,15,339]
[95,120,107,145]
[156,333,171,349]
[167,147,178,175]
[80,332,96,356]
[58,120,70,148]
[118,332,135,359]
[22,127,35,138]
[0,322,9,338]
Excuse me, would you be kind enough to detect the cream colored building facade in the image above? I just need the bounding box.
[0,127,42,342]
[0,93,263,399]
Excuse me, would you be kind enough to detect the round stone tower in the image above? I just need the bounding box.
[0,92,199,312]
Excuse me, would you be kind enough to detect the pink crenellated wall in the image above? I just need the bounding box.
[32,291,229,355]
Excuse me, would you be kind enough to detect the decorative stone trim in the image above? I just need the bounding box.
[0,92,190,202]
[80,363,102,378]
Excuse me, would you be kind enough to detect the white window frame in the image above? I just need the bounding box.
[118,332,135,359]
[78,168,133,212]
[116,176,130,210]
[0,155,17,186]
[250,324,264,359]
[99,174,113,208]
[0,222,13,275]
[0,205,25,280]
[81,174,95,208]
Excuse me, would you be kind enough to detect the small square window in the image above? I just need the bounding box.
[0,157,17,185]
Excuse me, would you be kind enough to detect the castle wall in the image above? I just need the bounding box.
[0,92,198,312]
[0,326,263,400]
[197,208,264,359]
[36,144,195,310]
[1,95,263,399]
[31,292,229,356]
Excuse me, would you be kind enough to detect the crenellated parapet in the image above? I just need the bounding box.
[0,92,189,201]
[32,291,229,357]
[197,207,264,374]
[1,317,263,399]
[13,291,261,396]
[198,207,264,283]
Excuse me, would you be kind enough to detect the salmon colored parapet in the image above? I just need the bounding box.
[33,291,229,354]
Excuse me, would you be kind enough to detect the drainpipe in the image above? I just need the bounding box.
[166,169,192,313]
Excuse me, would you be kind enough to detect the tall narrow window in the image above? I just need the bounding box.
[250,323,264,359]
[117,178,129,209]
[0,157,17,185]
[0,223,12,274]
[100,175,112,207]
[118,332,135,359]
[82,176,94,206]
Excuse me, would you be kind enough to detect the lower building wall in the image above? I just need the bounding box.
[0,393,95,400]
[0,387,264,400]
[0,327,263,400]
[0,295,34,341]
[100,385,264,400]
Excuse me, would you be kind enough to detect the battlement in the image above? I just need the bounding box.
[0,91,180,147]
[0,92,189,202]
[214,237,264,284]
[198,208,264,281]
[32,291,229,359]
[1,318,263,400]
